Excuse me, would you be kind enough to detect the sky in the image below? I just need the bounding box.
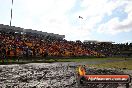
[0,0,132,43]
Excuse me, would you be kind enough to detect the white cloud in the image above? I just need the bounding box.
[96,0,132,35]
[97,16,132,35]
[73,0,128,36]
[97,17,122,35]
[11,0,74,33]
[11,0,93,41]
[77,0,125,17]
[1,0,131,41]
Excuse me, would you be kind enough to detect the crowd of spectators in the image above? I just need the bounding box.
[1,29,131,60]
[83,41,132,57]
[0,30,101,60]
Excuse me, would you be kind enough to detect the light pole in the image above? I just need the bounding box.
[10,0,13,26]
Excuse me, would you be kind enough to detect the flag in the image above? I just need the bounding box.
[79,16,83,19]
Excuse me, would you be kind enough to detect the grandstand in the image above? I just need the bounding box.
[0,24,101,60]
[83,40,114,44]
[83,40,132,57]
[0,24,132,61]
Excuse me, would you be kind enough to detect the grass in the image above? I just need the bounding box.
[0,57,127,65]
[89,59,132,70]
[53,57,125,62]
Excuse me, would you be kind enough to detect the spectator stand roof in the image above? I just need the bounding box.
[83,40,114,44]
[0,24,65,39]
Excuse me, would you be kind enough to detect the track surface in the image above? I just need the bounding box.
[0,62,132,88]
